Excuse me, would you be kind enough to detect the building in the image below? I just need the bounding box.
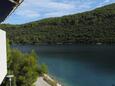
[0,0,23,84]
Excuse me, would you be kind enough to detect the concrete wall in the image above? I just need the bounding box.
[0,29,7,85]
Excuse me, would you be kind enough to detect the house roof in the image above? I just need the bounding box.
[0,0,23,23]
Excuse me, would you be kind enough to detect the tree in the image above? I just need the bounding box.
[2,42,39,86]
[39,64,48,75]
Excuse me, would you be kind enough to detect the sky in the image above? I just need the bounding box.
[4,0,115,24]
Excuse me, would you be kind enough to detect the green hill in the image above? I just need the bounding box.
[1,3,115,44]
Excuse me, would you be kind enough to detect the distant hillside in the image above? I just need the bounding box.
[1,3,115,44]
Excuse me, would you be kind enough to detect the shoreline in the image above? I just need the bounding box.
[35,77,51,86]
[35,74,62,86]
[11,43,115,47]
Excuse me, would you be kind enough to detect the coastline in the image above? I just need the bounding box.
[35,77,51,86]
[35,74,62,86]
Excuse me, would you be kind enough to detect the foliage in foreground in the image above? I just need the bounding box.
[1,41,48,86]
[38,64,48,75]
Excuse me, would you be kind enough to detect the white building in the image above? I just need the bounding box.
[0,29,7,85]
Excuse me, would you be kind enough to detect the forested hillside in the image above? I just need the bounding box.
[1,3,115,44]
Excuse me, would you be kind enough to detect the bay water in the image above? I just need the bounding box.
[13,44,115,86]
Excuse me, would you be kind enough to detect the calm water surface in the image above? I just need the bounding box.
[13,44,115,86]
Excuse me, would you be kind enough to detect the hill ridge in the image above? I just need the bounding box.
[1,3,115,44]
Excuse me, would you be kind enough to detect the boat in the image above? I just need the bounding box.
[96,42,102,45]
[0,0,24,23]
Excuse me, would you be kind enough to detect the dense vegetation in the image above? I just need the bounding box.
[1,3,115,44]
[1,41,48,86]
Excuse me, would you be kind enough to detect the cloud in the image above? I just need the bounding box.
[44,11,70,18]
[16,10,41,18]
[15,0,92,18]
[97,0,112,7]
[12,0,76,19]
[104,0,110,3]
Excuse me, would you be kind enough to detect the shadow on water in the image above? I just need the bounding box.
[72,47,115,74]
[36,45,115,74]
[13,44,115,74]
